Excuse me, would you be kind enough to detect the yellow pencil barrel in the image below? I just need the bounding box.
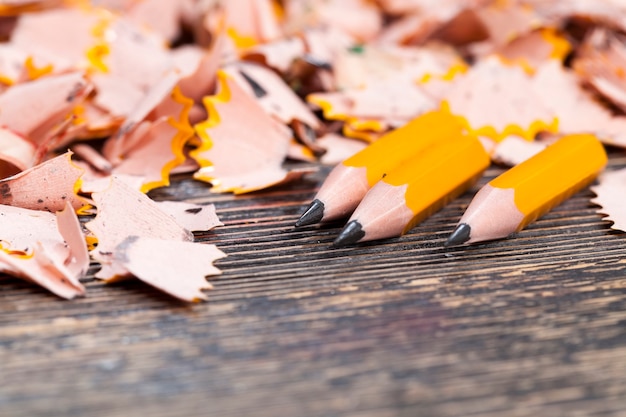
[345,109,467,186]
[391,132,491,233]
[446,133,609,247]
[491,134,608,229]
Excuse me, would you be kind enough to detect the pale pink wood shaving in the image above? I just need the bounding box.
[346,81,436,121]
[111,117,181,189]
[284,0,382,42]
[0,151,85,211]
[473,2,542,47]
[105,120,152,165]
[71,159,109,195]
[0,242,85,299]
[87,0,136,11]
[55,201,90,279]
[224,61,321,128]
[601,118,626,149]
[419,76,458,103]
[532,61,611,132]
[172,44,220,103]
[99,80,195,192]
[376,0,428,15]
[74,160,144,195]
[102,70,181,163]
[574,29,626,113]
[307,42,463,125]
[0,43,31,85]
[377,0,488,16]
[591,168,626,233]
[0,127,36,177]
[221,0,282,45]
[308,44,461,123]
[531,61,626,148]
[287,142,317,163]
[443,56,555,139]
[333,44,461,90]
[155,201,223,232]
[376,0,490,45]
[192,72,294,194]
[70,143,112,174]
[68,101,124,141]
[125,0,184,43]
[114,237,226,302]
[91,73,146,118]
[33,111,84,161]
[587,76,626,113]
[0,203,65,250]
[86,177,193,280]
[86,176,193,247]
[490,136,549,167]
[65,22,177,150]
[0,203,85,298]
[243,35,306,73]
[85,177,226,300]
[0,71,92,143]
[376,12,442,46]
[102,18,175,91]
[303,27,356,65]
[525,0,626,33]
[317,133,369,165]
[197,10,239,59]
[494,29,566,70]
[10,7,99,71]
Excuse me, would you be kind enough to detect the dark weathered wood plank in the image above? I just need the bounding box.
[1,152,626,417]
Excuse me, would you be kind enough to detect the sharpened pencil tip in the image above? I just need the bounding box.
[445,223,471,247]
[333,220,365,247]
[295,199,325,227]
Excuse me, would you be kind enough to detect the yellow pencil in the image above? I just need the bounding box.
[333,131,490,246]
[446,134,608,246]
[295,109,467,226]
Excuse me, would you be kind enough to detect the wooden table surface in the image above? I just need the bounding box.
[1,150,626,417]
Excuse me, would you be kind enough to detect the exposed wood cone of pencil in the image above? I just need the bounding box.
[445,134,608,247]
[295,110,467,227]
[332,130,491,246]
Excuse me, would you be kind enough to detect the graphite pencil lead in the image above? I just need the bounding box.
[295,199,325,227]
[238,69,267,98]
[445,223,471,247]
[333,220,365,247]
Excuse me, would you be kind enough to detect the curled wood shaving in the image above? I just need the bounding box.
[591,168,626,233]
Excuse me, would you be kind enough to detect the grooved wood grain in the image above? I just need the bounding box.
[1,152,626,417]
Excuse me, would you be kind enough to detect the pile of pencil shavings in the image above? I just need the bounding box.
[0,0,625,301]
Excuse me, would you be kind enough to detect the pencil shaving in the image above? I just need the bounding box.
[114,237,226,302]
[0,151,86,212]
[191,71,296,194]
[591,168,626,233]
[155,201,223,233]
[0,203,86,298]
